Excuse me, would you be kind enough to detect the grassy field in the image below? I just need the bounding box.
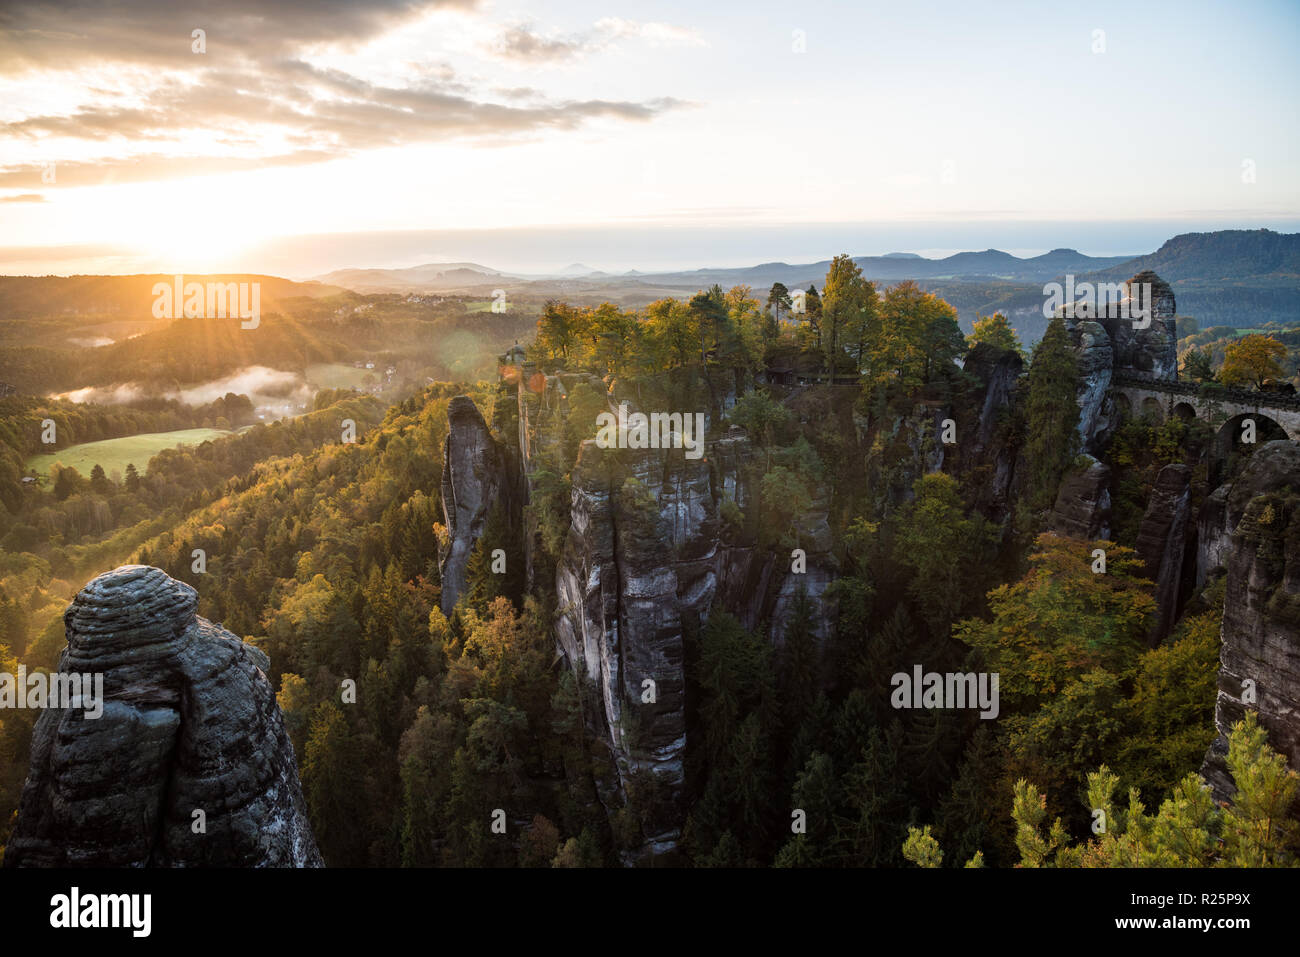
[26,428,232,481]
[305,362,375,390]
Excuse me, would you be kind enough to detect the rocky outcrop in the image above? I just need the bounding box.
[1198,441,1298,586]
[1106,272,1178,381]
[961,343,1024,515]
[5,565,321,867]
[1135,464,1193,645]
[1061,316,1114,451]
[1200,441,1300,801]
[1060,271,1178,450]
[1049,454,1111,541]
[965,343,1023,449]
[555,441,693,855]
[551,404,837,859]
[439,396,506,615]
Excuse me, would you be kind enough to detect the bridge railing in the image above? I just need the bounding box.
[1111,372,1300,411]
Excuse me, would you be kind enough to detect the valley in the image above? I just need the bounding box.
[3,244,1297,869]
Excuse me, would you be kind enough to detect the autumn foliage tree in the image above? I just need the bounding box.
[863,281,964,394]
[954,534,1155,706]
[821,254,878,372]
[1219,334,1286,389]
[966,313,1022,355]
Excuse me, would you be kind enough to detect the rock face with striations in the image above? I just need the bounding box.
[553,424,838,858]
[528,377,838,859]
[5,565,321,867]
[1135,463,1193,645]
[1105,272,1179,380]
[1060,271,1178,450]
[1200,441,1300,802]
[439,396,507,615]
[961,343,1025,515]
[1050,453,1112,541]
[1061,313,1115,451]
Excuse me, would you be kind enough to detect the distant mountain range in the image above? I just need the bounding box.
[313,263,506,293]
[306,229,1299,334]
[634,247,1139,289]
[5,230,1293,339]
[1077,229,1300,334]
[1082,229,1300,283]
[310,229,1300,294]
[312,248,1140,292]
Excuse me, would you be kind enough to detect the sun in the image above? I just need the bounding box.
[157,224,253,274]
[101,175,272,274]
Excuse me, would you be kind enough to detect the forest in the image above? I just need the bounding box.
[1,256,1296,868]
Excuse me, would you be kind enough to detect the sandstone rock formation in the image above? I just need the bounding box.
[5,565,321,867]
[959,343,1025,516]
[439,396,507,615]
[1199,441,1300,801]
[1061,315,1115,451]
[1106,272,1179,380]
[508,370,839,858]
[965,343,1023,453]
[1060,271,1178,450]
[1197,441,1298,586]
[551,419,838,857]
[1049,453,1112,541]
[1135,463,1193,645]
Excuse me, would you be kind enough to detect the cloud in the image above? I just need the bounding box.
[594,18,708,48]
[484,18,707,64]
[0,1,480,75]
[0,78,685,188]
[0,193,47,203]
[0,1,691,189]
[489,25,587,63]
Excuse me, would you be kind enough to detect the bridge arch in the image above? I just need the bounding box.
[1112,392,1132,421]
[1112,378,1300,436]
[1172,401,1196,422]
[1210,411,1291,485]
[1140,396,1164,423]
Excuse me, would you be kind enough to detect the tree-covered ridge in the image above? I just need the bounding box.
[2,249,1295,867]
[0,284,539,396]
[501,254,1261,868]
[0,390,386,857]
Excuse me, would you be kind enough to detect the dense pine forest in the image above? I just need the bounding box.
[2,257,1298,868]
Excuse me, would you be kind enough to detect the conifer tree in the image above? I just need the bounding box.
[839,722,908,866]
[936,725,1008,867]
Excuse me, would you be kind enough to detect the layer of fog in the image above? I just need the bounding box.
[54,365,315,420]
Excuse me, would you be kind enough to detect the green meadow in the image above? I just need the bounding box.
[26,428,232,481]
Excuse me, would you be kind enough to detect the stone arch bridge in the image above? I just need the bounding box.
[1111,373,1300,441]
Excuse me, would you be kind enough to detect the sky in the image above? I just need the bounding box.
[1,0,1298,276]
